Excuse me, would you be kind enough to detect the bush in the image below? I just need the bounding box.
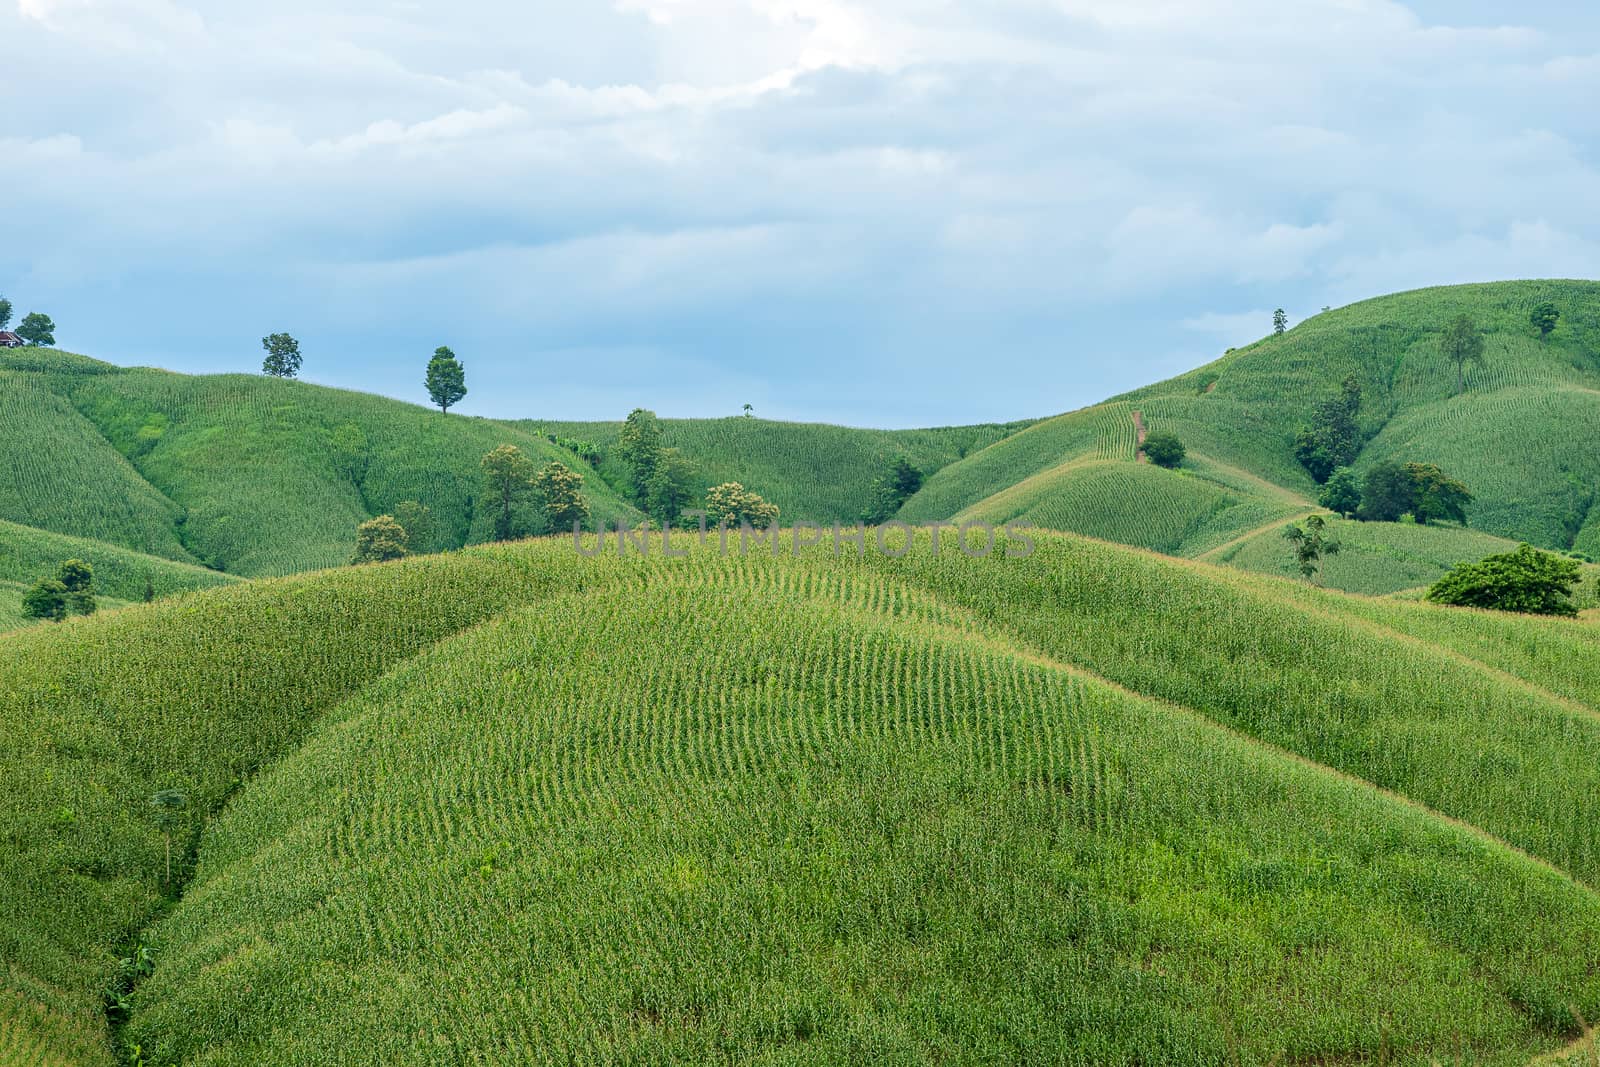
[705,482,779,530]
[1142,432,1185,469]
[1426,544,1582,616]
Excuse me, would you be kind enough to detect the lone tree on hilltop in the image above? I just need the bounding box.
[0,296,11,330]
[1427,544,1581,616]
[1273,309,1289,335]
[17,312,56,347]
[1284,514,1341,585]
[1143,432,1186,469]
[1530,302,1560,340]
[261,333,303,378]
[426,346,467,413]
[352,515,410,564]
[534,461,590,533]
[1440,314,1485,395]
[481,444,537,542]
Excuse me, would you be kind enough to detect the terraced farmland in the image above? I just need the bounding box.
[5,532,1600,1065]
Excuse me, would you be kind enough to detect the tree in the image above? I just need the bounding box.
[1143,432,1186,469]
[480,445,536,542]
[21,579,68,622]
[1358,460,1416,522]
[1273,309,1289,335]
[1294,376,1363,483]
[644,447,696,525]
[705,482,779,530]
[426,346,467,413]
[863,455,926,523]
[743,403,754,418]
[1405,462,1472,525]
[1426,544,1581,617]
[1439,314,1484,395]
[352,515,410,564]
[1530,302,1560,340]
[0,296,11,330]
[17,312,56,347]
[261,333,303,378]
[1318,467,1362,518]
[392,500,436,554]
[534,462,590,532]
[57,559,96,616]
[617,408,664,504]
[1283,514,1341,584]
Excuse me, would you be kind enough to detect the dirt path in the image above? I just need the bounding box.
[1132,409,1147,462]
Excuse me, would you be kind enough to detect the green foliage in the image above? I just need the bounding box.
[21,576,68,621]
[260,333,302,379]
[57,557,97,615]
[352,515,410,564]
[1142,430,1185,468]
[1427,543,1582,617]
[616,407,664,504]
[862,454,925,522]
[643,447,695,525]
[0,295,11,330]
[17,311,56,347]
[1318,467,1361,517]
[704,482,778,529]
[425,346,467,413]
[479,445,537,542]
[328,421,369,484]
[1293,376,1362,483]
[391,500,436,554]
[1359,460,1415,523]
[1530,301,1560,339]
[1283,513,1341,583]
[1406,462,1473,525]
[533,461,590,533]
[1440,314,1486,395]
[1273,308,1288,334]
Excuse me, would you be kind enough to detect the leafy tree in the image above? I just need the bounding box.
[644,447,696,525]
[743,403,754,418]
[1273,309,1288,335]
[1426,544,1581,617]
[426,346,467,413]
[1294,376,1363,483]
[1143,432,1186,469]
[261,333,303,378]
[480,445,536,542]
[705,482,779,530]
[863,455,926,523]
[352,515,410,564]
[1283,514,1341,584]
[21,578,68,622]
[1439,314,1485,395]
[17,312,55,347]
[391,500,436,554]
[1318,467,1362,518]
[1358,460,1416,522]
[1529,301,1560,340]
[534,461,591,532]
[0,296,11,330]
[57,559,96,615]
[617,408,663,504]
[1405,462,1472,525]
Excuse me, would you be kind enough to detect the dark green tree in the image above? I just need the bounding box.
[261,333,303,378]
[1294,376,1363,483]
[57,559,96,615]
[425,346,467,413]
[391,500,436,554]
[1273,309,1289,335]
[1405,462,1472,525]
[1529,302,1560,340]
[143,571,156,603]
[1440,314,1485,395]
[1143,432,1186,469]
[863,455,926,522]
[1358,460,1415,522]
[480,445,537,542]
[21,578,68,622]
[1283,514,1341,584]
[617,408,664,504]
[534,462,591,532]
[1426,544,1581,616]
[17,312,56,347]
[1318,467,1362,518]
[0,296,11,330]
[352,515,410,564]
[644,447,696,525]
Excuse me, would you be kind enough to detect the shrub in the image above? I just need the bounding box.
[352,516,410,564]
[1426,544,1581,616]
[705,482,779,530]
[1142,432,1186,469]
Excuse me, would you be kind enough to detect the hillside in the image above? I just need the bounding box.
[4,532,1600,1065]
[903,280,1600,593]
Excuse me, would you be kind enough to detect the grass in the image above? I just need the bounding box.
[0,518,240,631]
[4,532,1600,1064]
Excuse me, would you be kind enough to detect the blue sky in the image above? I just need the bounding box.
[5,1,1599,426]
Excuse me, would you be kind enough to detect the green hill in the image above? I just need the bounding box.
[5,532,1600,1065]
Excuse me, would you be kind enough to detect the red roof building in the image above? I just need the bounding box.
[0,332,24,348]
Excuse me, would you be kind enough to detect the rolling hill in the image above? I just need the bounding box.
[4,532,1600,1065]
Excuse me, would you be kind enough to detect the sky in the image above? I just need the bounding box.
[5,1,1600,427]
